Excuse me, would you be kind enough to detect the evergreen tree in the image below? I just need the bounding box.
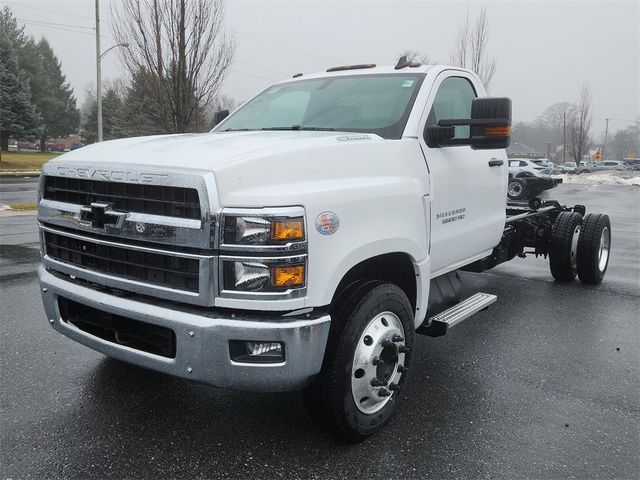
[0,7,39,153]
[82,88,123,144]
[19,38,80,150]
[117,69,167,138]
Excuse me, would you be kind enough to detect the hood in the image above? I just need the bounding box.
[50,131,383,172]
[47,131,425,208]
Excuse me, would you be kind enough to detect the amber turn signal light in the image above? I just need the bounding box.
[271,218,304,241]
[484,125,511,137]
[271,265,305,287]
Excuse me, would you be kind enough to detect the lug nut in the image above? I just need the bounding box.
[378,388,391,397]
[381,340,394,349]
[48,319,55,324]
[370,377,384,387]
[389,382,401,392]
[397,365,409,373]
[186,367,193,374]
[399,346,411,353]
[392,335,405,343]
[372,356,384,366]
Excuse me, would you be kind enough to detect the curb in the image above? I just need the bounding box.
[0,171,41,178]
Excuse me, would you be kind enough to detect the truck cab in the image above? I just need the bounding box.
[37,61,611,442]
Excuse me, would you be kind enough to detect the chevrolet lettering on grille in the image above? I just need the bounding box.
[80,202,127,229]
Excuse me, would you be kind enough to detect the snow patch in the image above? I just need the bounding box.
[553,172,640,186]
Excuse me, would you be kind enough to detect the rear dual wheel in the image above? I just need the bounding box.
[577,214,611,284]
[549,212,611,284]
[304,281,414,443]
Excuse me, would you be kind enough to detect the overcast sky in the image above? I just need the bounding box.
[3,0,638,136]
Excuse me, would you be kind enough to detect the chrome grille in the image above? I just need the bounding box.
[43,176,201,219]
[44,231,200,292]
[38,164,218,306]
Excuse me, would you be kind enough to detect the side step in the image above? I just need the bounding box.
[418,292,497,337]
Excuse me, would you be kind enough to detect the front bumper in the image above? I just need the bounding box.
[38,266,331,392]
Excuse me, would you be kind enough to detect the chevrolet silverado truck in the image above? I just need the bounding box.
[37,58,612,442]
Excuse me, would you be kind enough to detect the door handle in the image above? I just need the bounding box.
[488,159,503,167]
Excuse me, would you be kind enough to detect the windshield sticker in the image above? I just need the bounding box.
[402,79,415,88]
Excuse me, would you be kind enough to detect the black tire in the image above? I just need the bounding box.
[549,212,583,281]
[303,281,415,443]
[577,214,611,284]
[507,178,528,201]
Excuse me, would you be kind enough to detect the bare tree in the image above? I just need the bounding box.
[567,85,593,162]
[449,8,497,91]
[111,0,235,133]
[398,50,432,64]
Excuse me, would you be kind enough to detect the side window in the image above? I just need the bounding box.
[429,76,477,139]
[520,161,528,167]
[509,160,519,167]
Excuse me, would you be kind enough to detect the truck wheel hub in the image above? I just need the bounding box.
[351,312,406,414]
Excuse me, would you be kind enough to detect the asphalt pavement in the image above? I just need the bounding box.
[0,176,40,205]
[1,184,639,479]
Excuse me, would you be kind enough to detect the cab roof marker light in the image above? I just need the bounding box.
[326,64,376,72]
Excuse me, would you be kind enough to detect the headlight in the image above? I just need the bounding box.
[221,256,306,295]
[218,207,308,300]
[220,207,306,250]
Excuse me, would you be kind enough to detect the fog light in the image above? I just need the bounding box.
[229,340,285,363]
[247,341,282,356]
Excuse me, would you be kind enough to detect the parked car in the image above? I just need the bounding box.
[624,160,640,171]
[508,158,553,177]
[531,159,556,170]
[577,161,594,174]
[561,162,578,174]
[592,160,630,171]
[506,159,560,201]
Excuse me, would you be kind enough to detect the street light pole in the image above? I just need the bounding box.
[95,0,102,142]
[602,118,610,161]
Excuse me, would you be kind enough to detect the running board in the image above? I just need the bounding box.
[418,293,497,337]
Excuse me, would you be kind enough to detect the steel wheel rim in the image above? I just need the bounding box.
[351,312,406,415]
[570,224,581,270]
[598,227,610,272]
[508,182,522,197]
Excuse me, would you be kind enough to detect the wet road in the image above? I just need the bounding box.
[1,184,639,479]
[0,176,39,205]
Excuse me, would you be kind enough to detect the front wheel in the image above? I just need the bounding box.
[577,214,611,284]
[303,282,415,443]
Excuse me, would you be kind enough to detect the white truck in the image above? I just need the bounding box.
[37,59,612,442]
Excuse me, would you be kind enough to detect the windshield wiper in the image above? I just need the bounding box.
[221,128,251,132]
[259,125,335,131]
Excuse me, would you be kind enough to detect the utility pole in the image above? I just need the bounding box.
[602,118,610,161]
[95,0,102,142]
[562,111,566,163]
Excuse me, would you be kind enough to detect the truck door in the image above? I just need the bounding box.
[419,72,506,275]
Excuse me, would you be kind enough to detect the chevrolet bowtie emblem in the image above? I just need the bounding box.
[80,202,127,229]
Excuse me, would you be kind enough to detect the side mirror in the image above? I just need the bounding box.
[469,97,511,150]
[425,97,512,150]
[213,109,229,126]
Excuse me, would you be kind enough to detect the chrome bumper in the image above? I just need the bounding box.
[38,266,331,392]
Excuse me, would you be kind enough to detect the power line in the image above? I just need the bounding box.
[237,31,338,64]
[231,69,279,82]
[0,0,94,21]
[235,60,288,78]
[19,19,115,41]
[16,18,95,30]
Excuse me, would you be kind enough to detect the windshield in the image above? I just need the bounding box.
[214,73,426,139]
[566,162,576,167]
